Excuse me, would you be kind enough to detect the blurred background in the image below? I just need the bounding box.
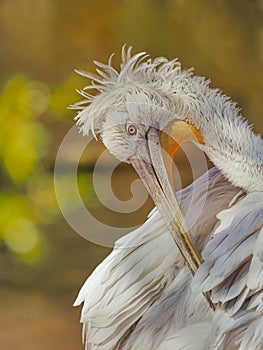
[0,0,262,349]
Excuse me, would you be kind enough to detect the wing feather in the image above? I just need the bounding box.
[158,323,212,350]
[248,227,263,290]
[75,211,177,349]
[211,261,249,304]
[192,191,263,349]
[74,167,243,349]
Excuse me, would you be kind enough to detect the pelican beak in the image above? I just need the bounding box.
[130,120,215,310]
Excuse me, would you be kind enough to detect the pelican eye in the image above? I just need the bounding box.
[126,124,138,136]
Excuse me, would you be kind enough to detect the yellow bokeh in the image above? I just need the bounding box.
[2,121,45,182]
[3,218,40,255]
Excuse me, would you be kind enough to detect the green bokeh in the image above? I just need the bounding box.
[0,73,94,262]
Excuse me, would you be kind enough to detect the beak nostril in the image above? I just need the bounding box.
[145,130,149,141]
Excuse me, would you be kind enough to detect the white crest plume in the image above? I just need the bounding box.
[71,45,202,137]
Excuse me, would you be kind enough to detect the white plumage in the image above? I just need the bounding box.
[73,47,263,349]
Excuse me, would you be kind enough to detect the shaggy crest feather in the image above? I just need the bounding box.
[71,45,200,137]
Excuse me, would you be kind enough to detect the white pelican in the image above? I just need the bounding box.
[72,47,263,350]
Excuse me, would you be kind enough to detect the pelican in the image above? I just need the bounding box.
[72,47,263,350]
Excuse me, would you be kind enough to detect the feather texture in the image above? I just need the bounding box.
[192,192,263,349]
[75,170,263,349]
[74,167,242,349]
[158,323,212,350]
[74,209,177,350]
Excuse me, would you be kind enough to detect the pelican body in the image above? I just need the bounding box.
[72,47,263,350]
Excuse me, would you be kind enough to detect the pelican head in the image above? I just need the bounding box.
[72,46,209,276]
